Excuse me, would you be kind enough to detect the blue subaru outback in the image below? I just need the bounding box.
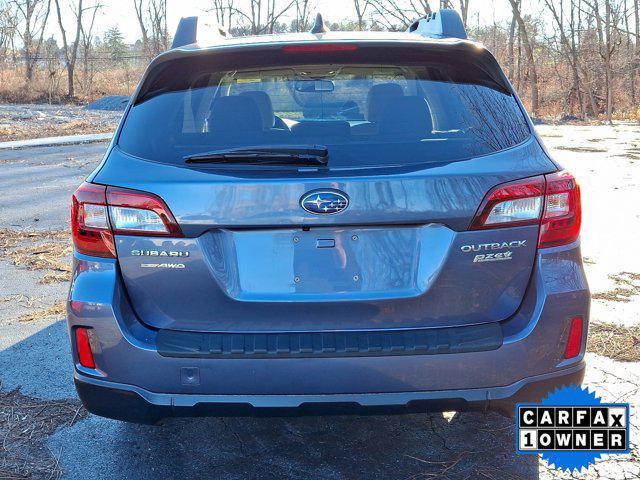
[67,11,588,423]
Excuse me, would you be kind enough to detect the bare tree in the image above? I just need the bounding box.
[353,0,369,30]
[0,1,19,61]
[368,0,432,30]
[457,0,470,28]
[78,0,100,90]
[635,0,639,103]
[507,0,539,115]
[586,0,624,123]
[232,0,297,35]
[210,0,235,29]
[292,0,311,32]
[53,0,82,98]
[10,0,51,82]
[133,0,168,57]
[544,0,587,118]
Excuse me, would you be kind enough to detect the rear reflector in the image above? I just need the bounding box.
[75,327,96,368]
[469,170,582,248]
[564,317,583,359]
[282,43,358,53]
[71,183,182,258]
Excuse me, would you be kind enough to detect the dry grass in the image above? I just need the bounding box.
[592,272,640,303]
[7,243,72,284]
[0,387,87,480]
[0,65,140,105]
[0,230,71,284]
[0,120,116,143]
[0,294,42,309]
[17,301,67,323]
[588,322,640,362]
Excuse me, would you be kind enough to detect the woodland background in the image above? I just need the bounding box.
[0,0,639,122]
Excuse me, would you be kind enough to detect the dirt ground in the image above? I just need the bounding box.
[0,104,120,142]
[0,123,638,479]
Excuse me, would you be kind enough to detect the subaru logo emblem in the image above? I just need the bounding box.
[300,190,349,215]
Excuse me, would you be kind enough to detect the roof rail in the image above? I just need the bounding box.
[172,16,230,49]
[407,9,467,40]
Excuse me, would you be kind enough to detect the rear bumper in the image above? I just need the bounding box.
[75,362,585,424]
[67,240,590,422]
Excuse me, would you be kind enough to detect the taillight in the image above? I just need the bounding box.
[470,176,545,230]
[564,317,583,359]
[75,327,96,368]
[107,187,182,237]
[71,183,115,258]
[71,183,182,257]
[538,171,581,248]
[469,171,581,248]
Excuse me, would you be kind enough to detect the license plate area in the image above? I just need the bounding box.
[231,226,426,301]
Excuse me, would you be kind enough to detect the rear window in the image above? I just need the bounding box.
[118,45,531,169]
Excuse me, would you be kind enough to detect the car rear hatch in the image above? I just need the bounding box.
[92,40,557,333]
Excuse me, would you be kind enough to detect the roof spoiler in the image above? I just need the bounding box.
[407,9,467,40]
[171,16,230,49]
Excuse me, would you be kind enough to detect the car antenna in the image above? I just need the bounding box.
[310,13,329,34]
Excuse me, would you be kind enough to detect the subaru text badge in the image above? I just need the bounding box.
[300,190,349,215]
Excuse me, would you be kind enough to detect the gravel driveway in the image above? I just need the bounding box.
[0,125,638,479]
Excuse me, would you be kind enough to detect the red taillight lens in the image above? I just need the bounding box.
[71,183,115,258]
[282,43,358,53]
[470,176,545,230]
[564,317,584,359]
[71,183,182,257]
[539,171,581,248]
[75,327,96,368]
[469,170,581,249]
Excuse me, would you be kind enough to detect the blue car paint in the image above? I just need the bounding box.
[67,241,588,394]
[67,32,589,423]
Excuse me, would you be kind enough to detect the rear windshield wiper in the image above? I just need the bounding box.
[184,145,328,166]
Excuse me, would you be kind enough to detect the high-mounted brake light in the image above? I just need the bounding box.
[469,171,581,249]
[71,183,182,258]
[282,43,358,53]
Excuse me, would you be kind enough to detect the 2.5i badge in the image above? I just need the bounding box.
[460,240,526,263]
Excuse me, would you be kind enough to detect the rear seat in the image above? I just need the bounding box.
[379,96,433,137]
[352,82,405,135]
[291,120,350,138]
[207,95,289,143]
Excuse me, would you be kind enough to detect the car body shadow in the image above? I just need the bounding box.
[0,321,539,479]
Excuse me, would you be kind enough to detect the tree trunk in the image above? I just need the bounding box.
[507,0,539,115]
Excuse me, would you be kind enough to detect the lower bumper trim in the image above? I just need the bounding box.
[74,362,585,424]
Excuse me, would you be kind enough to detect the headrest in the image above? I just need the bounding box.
[291,120,350,137]
[240,91,275,129]
[208,96,262,132]
[367,83,404,122]
[379,96,433,136]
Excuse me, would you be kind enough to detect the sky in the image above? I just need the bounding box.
[45,0,522,44]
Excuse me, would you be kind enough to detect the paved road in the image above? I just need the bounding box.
[0,132,638,479]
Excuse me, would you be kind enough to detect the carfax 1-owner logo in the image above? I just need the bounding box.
[516,384,631,472]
